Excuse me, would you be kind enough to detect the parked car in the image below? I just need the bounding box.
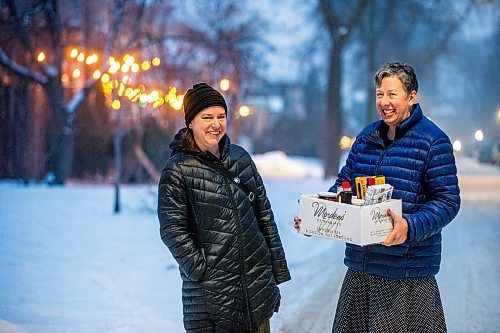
[491,140,500,166]
[477,141,493,164]
[477,140,500,166]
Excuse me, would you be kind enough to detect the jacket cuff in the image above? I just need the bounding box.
[403,213,416,243]
[274,270,291,285]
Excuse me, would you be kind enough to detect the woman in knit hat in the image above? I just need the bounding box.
[157,83,291,333]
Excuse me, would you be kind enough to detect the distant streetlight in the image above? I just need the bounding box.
[474,129,484,142]
[452,140,462,152]
[238,105,250,117]
[219,78,230,92]
[339,136,355,150]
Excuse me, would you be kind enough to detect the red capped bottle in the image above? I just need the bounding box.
[339,181,353,204]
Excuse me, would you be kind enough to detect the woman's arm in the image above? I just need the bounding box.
[250,159,291,285]
[329,138,359,192]
[157,160,207,281]
[404,137,461,244]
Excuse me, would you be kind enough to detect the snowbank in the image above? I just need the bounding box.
[252,151,323,179]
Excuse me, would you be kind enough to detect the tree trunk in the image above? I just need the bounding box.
[0,85,15,179]
[46,77,74,185]
[13,81,29,181]
[324,45,342,179]
[365,0,377,124]
[134,145,160,182]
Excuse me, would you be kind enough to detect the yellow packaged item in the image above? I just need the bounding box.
[355,175,385,200]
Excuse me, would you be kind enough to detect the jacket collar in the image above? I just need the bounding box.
[169,127,231,160]
[367,103,423,142]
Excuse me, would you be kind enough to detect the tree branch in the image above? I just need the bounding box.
[124,0,146,49]
[319,0,339,37]
[0,47,48,85]
[68,0,127,114]
[103,0,127,61]
[345,0,371,35]
[66,79,98,114]
[422,0,475,62]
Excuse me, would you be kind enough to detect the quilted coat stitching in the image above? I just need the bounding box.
[158,131,290,331]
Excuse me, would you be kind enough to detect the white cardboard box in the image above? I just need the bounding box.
[297,195,402,246]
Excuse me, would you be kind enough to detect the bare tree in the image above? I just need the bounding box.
[318,0,370,178]
[0,0,269,183]
[315,0,482,179]
[164,1,269,140]
[0,0,130,184]
[0,0,186,184]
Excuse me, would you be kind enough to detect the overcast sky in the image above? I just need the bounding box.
[249,0,316,82]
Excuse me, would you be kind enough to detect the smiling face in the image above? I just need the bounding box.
[188,106,227,156]
[376,76,417,128]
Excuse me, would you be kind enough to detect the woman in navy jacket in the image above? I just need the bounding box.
[296,63,460,332]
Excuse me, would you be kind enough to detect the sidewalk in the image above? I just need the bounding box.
[456,156,500,202]
[0,320,30,333]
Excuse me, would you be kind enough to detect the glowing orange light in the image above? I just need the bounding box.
[220,78,230,91]
[152,57,161,66]
[72,69,81,78]
[69,48,78,58]
[112,100,121,109]
[100,73,110,83]
[121,75,131,85]
[238,105,250,117]
[141,61,150,71]
[124,55,135,66]
[92,70,101,80]
[120,64,129,73]
[339,136,355,150]
[109,62,120,74]
[118,83,125,96]
[85,54,98,65]
[37,52,46,62]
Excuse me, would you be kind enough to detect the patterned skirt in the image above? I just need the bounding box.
[332,269,447,333]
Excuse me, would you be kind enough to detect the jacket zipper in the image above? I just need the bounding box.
[364,132,396,272]
[365,132,397,174]
[376,138,398,173]
[223,168,253,330]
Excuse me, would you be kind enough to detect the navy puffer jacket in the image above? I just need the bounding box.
[158,128,291,332]
[330,104,460,279]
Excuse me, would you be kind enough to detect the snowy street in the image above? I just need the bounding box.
[0,156,499,333]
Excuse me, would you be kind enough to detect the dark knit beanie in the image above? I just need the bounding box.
[183,83,227,126]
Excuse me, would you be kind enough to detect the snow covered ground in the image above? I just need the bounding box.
[0,154,499,333]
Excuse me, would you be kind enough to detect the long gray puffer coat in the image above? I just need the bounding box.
[158,128,291,332]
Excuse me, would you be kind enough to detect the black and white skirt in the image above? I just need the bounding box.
[332,269,447,333]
